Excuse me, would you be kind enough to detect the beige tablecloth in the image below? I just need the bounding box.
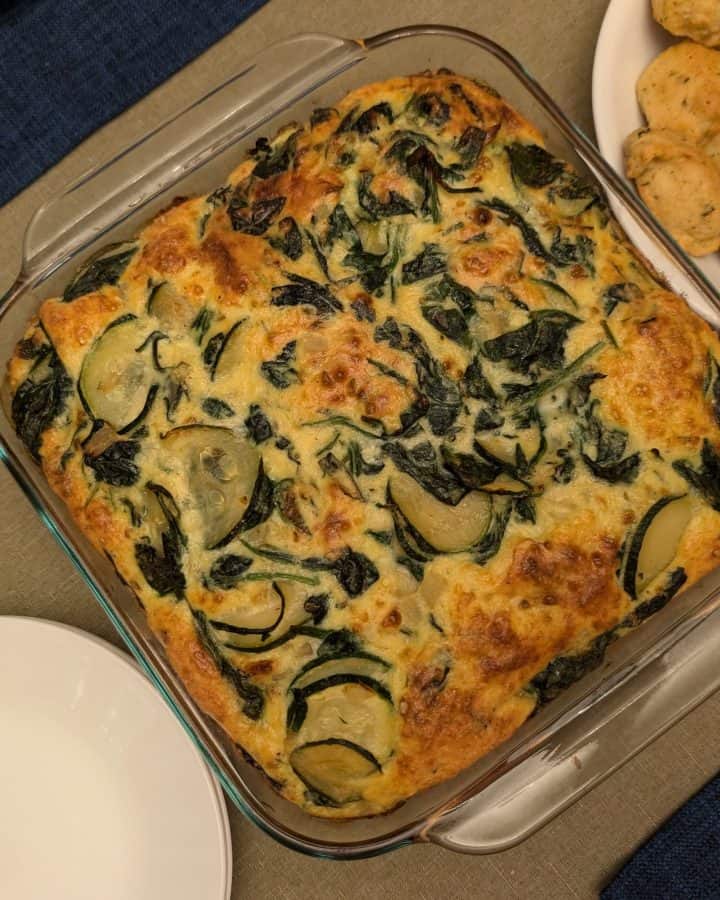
[2,1,719,896]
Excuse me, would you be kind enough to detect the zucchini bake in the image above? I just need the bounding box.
[8,72,720,817]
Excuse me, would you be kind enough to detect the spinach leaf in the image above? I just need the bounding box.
[581,413,640,484]
[440,445,502,489]
[202,398,235,419]
[506,143,564,187]
[626,567,687,626]
[475,407,504,431]
[332,548,379,597]
[374,317,461,435]
[425,274,479,318]
[421,304,468,345]
[260,341,300,389]
[473,501,511,565]
[358,173,414,220]
[271,273,342,316]
[274,480,309,534]
[402,244,447,284]
[302,593,329,624]
[192,609,264,720]
[269,217,303,260]
[514,496,536,523]
[366,529,392,545]
[228,194,285,234]
[209,554,253,589]
[352,102,394,135]
[12,348,73,461]
[326,204,358,246]
[673,439,720,510]
[84,439,141,487]
[552,452,575,484]
[383,440,467,505]
[550,231,595,271]
[317,628,362,658]
[478,198,553,262]
[346,440,384,476]
[484,309,580,374]
[410,92,450,126]
[455,126,490,168]
[404,145,480,223]
[310,107,336,127]
[134,486,186,599]
[463,355,497,403]
[503,343,605,407]
[252,131,299,179]
[298,239,325,289]
[190,307,213,345]
[531,628,617,705]
[63,244,137,302]
[244,404,273,444]
[351,297,376,322]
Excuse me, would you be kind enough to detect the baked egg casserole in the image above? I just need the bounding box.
[8,72,720,817]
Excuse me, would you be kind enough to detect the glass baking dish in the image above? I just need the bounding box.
[2,25,720,859]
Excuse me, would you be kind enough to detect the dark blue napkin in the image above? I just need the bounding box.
[0,0,268,207]
[602,772,720,899]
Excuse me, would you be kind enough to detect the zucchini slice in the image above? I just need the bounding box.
[389,470,491,553]
[289,652,390,692]
[210,581,285,635]
[79,316,157,432]
[147,283,197,331]
[290,739,381,806]
[161,425,260,548]
[212,320,246,381]
[215,581,312,650]
[293,680,395,761]
[623,495,693,599]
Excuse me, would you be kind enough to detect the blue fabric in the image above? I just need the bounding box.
[603,773,720,899]
[0,0,268,206]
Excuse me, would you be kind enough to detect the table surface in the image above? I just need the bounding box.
[2,1,719,897]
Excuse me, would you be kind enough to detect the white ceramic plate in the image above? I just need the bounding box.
[0,617,231,900]
[592,0,720,297]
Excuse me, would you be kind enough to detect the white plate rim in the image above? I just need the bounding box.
[0,615,232,900]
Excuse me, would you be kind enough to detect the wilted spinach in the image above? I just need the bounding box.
[383,440,466,505]
[473,501,512,565]
[244,404,273,444]
[260,340,300,389]
[271,273,342,316]
[192,609,264,720]
[63,244,137,302]
[484,309,580,374]
[374,317,461,435]
[581,411,640,484]
[409,92,450,126]
[352,102,394,135]
[252,131,299,179]
[208,554,253,589]
[202,397,235,419]
[421,304,468,345]
[455,126,491,168]
[84,439,141,487]
[358,173,415,220]
[531,628,617,705]
[402,243,446,284]
[134,484,186,598]
[228,194,285,234]
[269,217,304,260]
[506,143,564,188]
[12,348,73,461]
[673,439,720,510]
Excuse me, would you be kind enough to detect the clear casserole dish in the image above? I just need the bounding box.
[2,24,720,858]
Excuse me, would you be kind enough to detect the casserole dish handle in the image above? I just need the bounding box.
[423,597,720,854]
[3,33,366,307]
